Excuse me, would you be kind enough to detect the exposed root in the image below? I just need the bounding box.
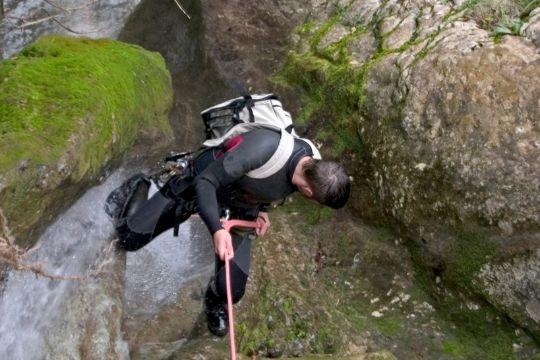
[0,208,117,281]
[4,0,99,34]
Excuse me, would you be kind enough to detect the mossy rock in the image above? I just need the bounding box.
[273,2,540,344]
[0,35,173,244]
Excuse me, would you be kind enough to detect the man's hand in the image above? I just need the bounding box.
[256,211,270,236]
[213,229,234,261]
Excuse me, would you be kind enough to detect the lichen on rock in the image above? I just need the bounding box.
[274,0,540,344]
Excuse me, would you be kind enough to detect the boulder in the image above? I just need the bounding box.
[523,8,540,48]
[200,0,315,91]
[0,35,173,245]
[277,0,540,341]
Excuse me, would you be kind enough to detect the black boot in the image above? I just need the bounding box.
[204,283,228,337]
[123,177,150,218]
[105,173,150,221]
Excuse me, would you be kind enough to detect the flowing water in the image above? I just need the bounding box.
[0,169,123,358]
[0,167,213,359]
[124,184,214,317]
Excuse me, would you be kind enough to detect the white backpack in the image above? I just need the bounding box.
[200,94,321,179]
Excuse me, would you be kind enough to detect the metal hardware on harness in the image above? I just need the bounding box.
[151,151,193,188]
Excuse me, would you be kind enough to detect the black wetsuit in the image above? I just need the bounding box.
[117,128,314,304]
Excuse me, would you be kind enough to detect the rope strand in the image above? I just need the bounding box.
[221,218,260,360]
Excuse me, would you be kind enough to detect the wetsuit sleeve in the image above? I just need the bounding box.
[194,129,279,235]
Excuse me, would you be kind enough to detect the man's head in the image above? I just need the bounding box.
[300,159,351,209]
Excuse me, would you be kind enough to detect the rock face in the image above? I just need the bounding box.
[200,0,315,92]
[1,0,539,357]
[0,0,141,59]
[43,250,128,360]
[0,35,172,244]
[277,0,540,341]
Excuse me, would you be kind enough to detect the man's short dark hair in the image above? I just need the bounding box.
[303,159,350,209]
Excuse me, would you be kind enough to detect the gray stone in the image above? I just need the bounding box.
[523,8,540,49]
[342,0,380,26]
[0,0,141,59]
[383,13,417,49]
[477,250,540,334]
[318,23,350,50]
[348,32,377,65]
[354,0,540,338]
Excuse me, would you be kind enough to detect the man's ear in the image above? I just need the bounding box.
[300,184,313,198]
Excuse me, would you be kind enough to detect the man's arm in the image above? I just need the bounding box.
[194,129,279,258]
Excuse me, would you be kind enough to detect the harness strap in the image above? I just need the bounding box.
[246,129,295,179]
[243,95,255,123]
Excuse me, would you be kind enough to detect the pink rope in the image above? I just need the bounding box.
[224,258,237,360]
[222,219,260,232]
[221,219,259,360]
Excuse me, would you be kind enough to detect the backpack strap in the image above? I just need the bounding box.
[247,129,295,179]
[202,123,280,148]
[243,95,255,123]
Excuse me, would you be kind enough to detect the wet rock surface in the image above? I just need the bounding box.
[43,250,127,360]
[180,204,538,359]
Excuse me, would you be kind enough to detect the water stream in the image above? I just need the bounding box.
[0,167,213,359]
[124,184,214,317]
[0,169,122,359]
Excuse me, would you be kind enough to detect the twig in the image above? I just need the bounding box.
[172,0,191,20]
[15,14,58,28]
[6,0,98,33]
[43,0,97,13]
[0,208,117,281]
[49,14,85,34]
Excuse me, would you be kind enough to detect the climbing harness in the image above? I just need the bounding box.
[220,218,260,360]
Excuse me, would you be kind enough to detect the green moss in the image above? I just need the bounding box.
[0,35,173,240]
[412,259,523,360]
[373,313,403,336]
[444,299,519,359]
[273,10,429,157]
[0,35,172,177]
[272,13,371,156]
[279,193,336,226]
[444,227,497,286]
[442,339,468,357]
[309,14,342,51]
[237,282,332,356]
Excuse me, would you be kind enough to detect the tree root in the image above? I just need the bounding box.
[0,208,117,281]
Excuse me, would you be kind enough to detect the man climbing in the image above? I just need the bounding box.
[107,108,350,337]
